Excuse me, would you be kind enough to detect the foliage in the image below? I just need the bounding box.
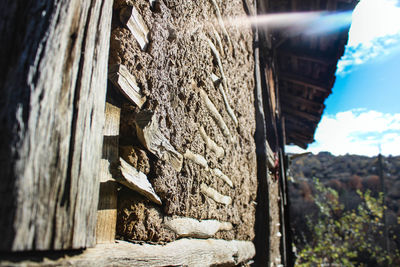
[296,179,400,267]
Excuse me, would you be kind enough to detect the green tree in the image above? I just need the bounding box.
[296,179,400,266]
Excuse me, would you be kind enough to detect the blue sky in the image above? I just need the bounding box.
[287,0,400,156]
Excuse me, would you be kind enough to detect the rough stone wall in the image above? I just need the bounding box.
[109,0,258,243]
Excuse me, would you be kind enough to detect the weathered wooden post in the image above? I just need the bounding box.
[0,0,113,251]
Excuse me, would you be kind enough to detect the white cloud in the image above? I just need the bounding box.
[286,109,400,156]
[336,0,400,76]
[349,0,400,46]
[337,34,400,75]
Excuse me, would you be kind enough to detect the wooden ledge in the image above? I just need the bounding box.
[1,239,255,267]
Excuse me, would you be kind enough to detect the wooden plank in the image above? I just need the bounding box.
[108,64,146,108]
[252,2,271,263]
[96,99,120,244]
[0,239,255,267]
[0,0,113,251]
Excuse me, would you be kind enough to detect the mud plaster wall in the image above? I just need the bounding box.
[109,0,257,243]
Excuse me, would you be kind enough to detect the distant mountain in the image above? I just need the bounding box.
[288,152,400,249]
[289,152,400,183]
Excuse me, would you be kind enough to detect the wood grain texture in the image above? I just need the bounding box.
[135,110,183,172]
[96,100,121,244]
[108,64,146,108]
[0,0,113,251]
[0,239,255,267]
[119,6,149,50]
[117,157,162,205]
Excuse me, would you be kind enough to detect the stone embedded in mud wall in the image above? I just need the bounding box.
[209,0,232,53]
[200,183,232,205]
[164,217,233,238]
[199,88,231,140]
[206,38,228,90]
[117,157,162,205]
[199,126,224,158]
[119,6,149,50]
[210,72,238,126]
[184,149,209,169]
[212,168,234,188]
[109,64,146,108]
[210,25,225,57]
[135,110,183,172]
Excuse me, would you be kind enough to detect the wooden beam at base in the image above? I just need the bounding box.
[279,72,331,93]
[0,239,255,267]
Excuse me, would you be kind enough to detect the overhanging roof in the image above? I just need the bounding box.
[269,0,358,148]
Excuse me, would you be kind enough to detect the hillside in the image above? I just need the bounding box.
[288,152,400,259]
[290,152,400,202]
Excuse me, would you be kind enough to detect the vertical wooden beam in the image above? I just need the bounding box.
[253,1,271,266]
[0,0,113,251]
[96,89,121,244]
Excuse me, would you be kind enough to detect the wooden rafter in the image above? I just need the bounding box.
[285,123,314,135]
[284,117,315,132]
[287,132,314,144]
[279,72,331,93]
[278,50,336,66]
[282,105,321,122]
[280,93,325,110]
